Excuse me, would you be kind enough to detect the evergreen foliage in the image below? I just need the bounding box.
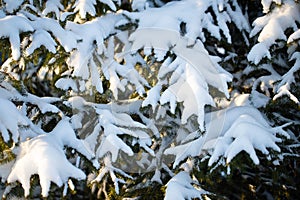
[0,0,299,199]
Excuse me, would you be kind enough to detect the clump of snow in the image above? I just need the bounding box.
[127,0,249,46]
[42,0,64,19]
[287,29,300,44]
[55,77,78,92]
[3,0,23,13]
[73,0,117,19]
[205,105,290,165]
[261,0,282,13]
[132,0,148,11]
[61,13,123,94]
[164,171,208,200]
[248,0,300,103]
[247,42,271,65]
[90,108,149,162]
[0,98,28,142]
[26,30,57,55]
[26,93,61,114]
[0,16,33,60]
[30,17,78,53]
[6,118,95,197]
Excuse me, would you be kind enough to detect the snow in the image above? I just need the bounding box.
[0,98,28,142]
[92,156,133,195]
[164,171,207,200]
[142,84,162,110]
[126,1,237,128]
[127,0,248,47]
[0,161,14,183]
[42,0,64,19]
[55,77,78,92]
[26,30,57,55]
[90,58,103,93]
[204,105,289,165]
[273,52,300,103]
[6,118,95,197]
[65,13,122,85]
[221,115,281,164]
[248,0,300,64]
[73,0,97,19]
[31,17,78,53]
[0,16,33,60]
[100,0,117,11]
[165,103,290,167]
[132,0,148,11]
[287,29,300,43]
[94,108,149,161]
[3,0,23,13]
[73,0,116,19]
[26,94,60,114]
[273,83,299,104]
[97,134,134,162]
[133,33,232,129]
[225,0,250,33]
[66,96,152,168]
[261,0,282,13]
[247,43,271,65]
[151,169,162,184]
[0,0,297,198]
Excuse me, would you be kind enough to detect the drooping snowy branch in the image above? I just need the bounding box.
[0,98,28,142]
[6,118,95,197]
[248,0,300,65]
[0,73,61,143]
[126,0,249,45]
[56,13,126,94]
[0,16,33,60]
[73,0,118,19]
[165,101,290,168]
[273,52,300,103]
[91,155,133,195]
[247,0,300,103]
[67,96,154,183]
[164,171,208,200]
[126,0,241,129]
